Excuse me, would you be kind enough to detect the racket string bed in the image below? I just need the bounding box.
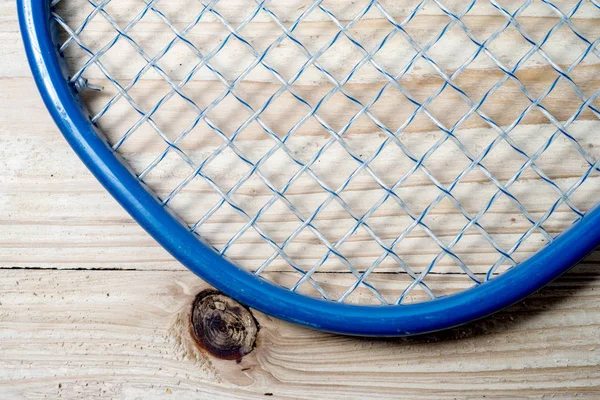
[50,0,599,305]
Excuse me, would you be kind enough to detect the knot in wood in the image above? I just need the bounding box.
[190,290,258,360]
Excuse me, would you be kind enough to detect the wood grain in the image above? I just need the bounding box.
[0,266,599,399]
[1,0,599,398]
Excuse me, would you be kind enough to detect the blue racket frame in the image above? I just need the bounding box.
[18,0,600,336]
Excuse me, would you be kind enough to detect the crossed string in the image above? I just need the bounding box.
[280,0,598,302]
[54,0,599,304]
[54,0,377,300]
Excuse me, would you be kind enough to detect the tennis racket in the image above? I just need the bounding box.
[18,0,600,335]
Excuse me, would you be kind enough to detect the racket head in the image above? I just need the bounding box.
[18,0,600,335]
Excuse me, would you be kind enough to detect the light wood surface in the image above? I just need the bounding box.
[2,1,600,398]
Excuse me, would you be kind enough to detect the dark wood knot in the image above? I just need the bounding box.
[190,289,258,360]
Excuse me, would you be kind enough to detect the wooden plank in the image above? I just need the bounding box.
[2,3,599,276]
[0,266,599,399]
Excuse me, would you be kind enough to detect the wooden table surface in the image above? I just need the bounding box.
[2,1,600,398]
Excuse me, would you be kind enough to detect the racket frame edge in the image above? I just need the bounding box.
[18,0,600,336]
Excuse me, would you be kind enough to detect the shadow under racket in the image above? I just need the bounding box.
[366,250,600,344]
